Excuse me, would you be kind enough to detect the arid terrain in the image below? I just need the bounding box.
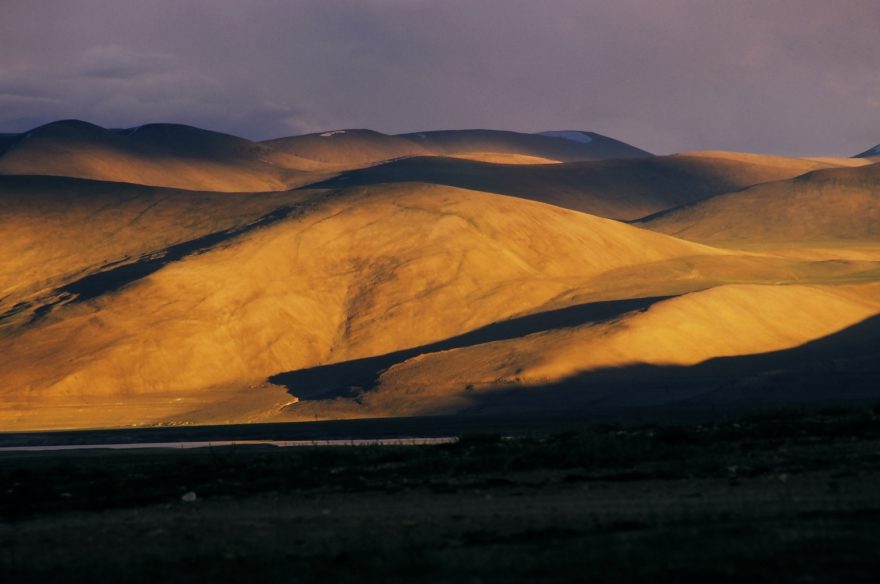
[1,121,880,430]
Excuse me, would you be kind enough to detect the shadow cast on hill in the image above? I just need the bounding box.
[1,204,300,325]
[268,296,671,400]
[457,313,880,417]
[60,205,297,303]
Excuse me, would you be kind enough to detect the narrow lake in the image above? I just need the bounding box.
[0,437,457,452]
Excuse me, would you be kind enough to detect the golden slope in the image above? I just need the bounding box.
[803,157,873,167]
[330,283,880,418]
[679,150,849,169]
[0,183,723,430]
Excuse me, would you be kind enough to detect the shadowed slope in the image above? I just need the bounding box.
[0,120,322,191]
[456,311,880,416]
[854,143,880,159]
[642,163,880,245]
[307,152,839,220]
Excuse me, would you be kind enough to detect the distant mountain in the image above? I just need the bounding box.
[0,121,653,190]
[264,128,652,168]
[855,143,880,158]
[400,129,651,161]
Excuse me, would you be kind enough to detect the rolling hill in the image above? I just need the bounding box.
[0,183,728,429]
[642,163,880,245]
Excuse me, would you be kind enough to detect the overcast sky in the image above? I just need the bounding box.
[1,0,878,155]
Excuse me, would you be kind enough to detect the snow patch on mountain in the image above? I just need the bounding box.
[538,131,593,144]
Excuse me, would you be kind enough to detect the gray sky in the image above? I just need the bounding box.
[1,0,878,155]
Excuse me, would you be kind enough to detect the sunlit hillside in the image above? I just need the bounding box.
[1,121,879,430]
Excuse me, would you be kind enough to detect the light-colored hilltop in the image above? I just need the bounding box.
[803,156,873,167]
[642,163,880,246]
[447,152,561,164]
[308,152,843,221]
[262,129,433,168]
[0,183,726,430]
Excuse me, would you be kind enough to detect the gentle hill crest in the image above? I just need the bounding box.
[642,163,880,245]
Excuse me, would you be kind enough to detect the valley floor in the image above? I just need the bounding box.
[2,403,880,583]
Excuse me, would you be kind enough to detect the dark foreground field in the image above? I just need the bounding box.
[3,404,880,583]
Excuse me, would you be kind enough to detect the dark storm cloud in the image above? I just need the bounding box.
[1,0,878,154]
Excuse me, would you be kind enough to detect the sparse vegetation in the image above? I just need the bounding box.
[2,404,880,582]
